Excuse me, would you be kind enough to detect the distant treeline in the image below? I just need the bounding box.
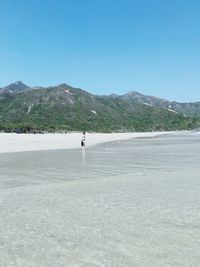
[0,124,70,134]
[0,118,198,134]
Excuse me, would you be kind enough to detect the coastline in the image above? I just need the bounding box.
[0,131,187,154]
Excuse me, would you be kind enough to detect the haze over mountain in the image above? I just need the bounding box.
[0,81,31,93]
[0,81,199,132]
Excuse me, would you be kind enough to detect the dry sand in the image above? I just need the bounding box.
[0,131,181,153]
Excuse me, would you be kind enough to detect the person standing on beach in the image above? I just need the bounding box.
[81,132,86,147]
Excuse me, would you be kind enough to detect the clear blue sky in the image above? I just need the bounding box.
[0,0,200,102]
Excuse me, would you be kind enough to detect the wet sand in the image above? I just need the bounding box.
[0,132,200,266]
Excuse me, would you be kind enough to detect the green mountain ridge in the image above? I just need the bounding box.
[0,82,199,132]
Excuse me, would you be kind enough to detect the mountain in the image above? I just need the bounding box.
[108,91,200,117]
[0,82,199,133]
[0,81,31,93]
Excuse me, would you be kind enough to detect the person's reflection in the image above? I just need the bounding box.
[81,146,86,166]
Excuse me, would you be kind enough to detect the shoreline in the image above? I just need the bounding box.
[0,131,190,154]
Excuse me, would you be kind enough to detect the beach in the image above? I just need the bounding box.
[0,132,200,266]
[0,131,177,154]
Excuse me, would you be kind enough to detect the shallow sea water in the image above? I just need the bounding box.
[0,133,200,266]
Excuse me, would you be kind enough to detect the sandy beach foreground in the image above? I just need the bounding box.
[0,131,182,153]
[0,132,200,266]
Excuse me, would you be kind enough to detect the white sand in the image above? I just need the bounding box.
[0,131,178,154]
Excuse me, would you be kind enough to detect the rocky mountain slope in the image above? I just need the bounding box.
[109,91,200,117]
